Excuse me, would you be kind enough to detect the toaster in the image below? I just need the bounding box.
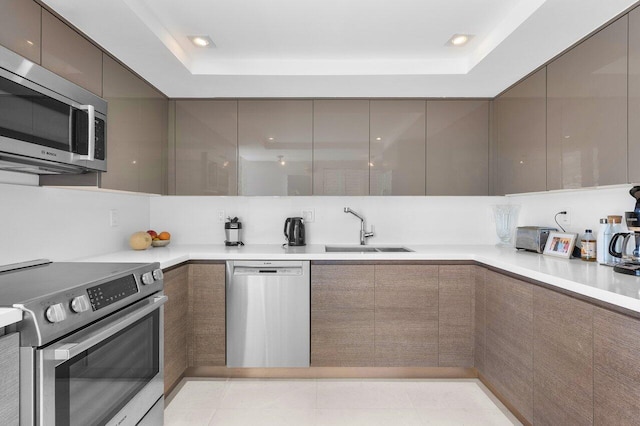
[515,226,558,253]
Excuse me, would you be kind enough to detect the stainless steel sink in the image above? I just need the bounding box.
[325,246,413,253]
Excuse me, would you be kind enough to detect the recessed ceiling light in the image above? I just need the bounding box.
[448,34,473,46]
[188,35,215,48]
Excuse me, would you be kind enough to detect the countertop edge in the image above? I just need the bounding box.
[0,308,22,328]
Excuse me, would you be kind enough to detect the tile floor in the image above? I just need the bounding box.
[164,378,522,425]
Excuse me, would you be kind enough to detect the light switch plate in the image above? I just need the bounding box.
[109,209,119,227]
[558,209,571,226]
[302,209,315,223]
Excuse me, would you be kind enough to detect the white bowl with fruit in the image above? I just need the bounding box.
[129,230,171,250]
[148,230,171,247]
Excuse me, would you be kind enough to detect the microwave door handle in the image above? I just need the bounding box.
[74,104,95,161]
[51,295,167,364]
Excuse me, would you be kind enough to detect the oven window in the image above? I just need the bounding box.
[0,77,71,151]
[55,310,160,426]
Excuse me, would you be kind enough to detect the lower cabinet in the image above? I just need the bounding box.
[188,263,226,367]
[0,332,19,426]
[593,307,640,425]
[484,270,534,423]
[163,264,188,394]
[311,263,474,368]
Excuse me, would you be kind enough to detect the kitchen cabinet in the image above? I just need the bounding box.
[0,333,19,426]
[438,265,474,367]
[101,55,167,194]
[369,100,426,195]
[533,286,594,425]
[374,264,438,366]
[0,0,41,63]
[163,265,188,394]
[493,68,547,195]
[546,15,628,190]
[188,263,225,367]
[593,307,640,424]
[238,100,312,196]
[41,10,103,96]
[426,100,489,195]
[311,264,375,366]
[484,270,533,423]
[174,100,238,195]
[473,266,486,371]
[628,7,640,183]
[313,100,370,195]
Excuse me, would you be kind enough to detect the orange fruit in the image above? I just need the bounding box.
[158,231,171,240]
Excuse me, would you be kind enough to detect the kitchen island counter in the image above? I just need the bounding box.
[76,244,640,314]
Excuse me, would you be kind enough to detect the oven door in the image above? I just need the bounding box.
[36,294,166,426]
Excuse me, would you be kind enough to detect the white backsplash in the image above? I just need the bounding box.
[508,185,636,235]
[0,183,151,264]
[150,196,506,245]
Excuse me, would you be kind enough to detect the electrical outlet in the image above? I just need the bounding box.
[558,209,571,226]
[109,209,119,227]
[217,210,226,223]
[302,209,315,223]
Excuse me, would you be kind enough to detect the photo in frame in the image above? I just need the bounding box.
[543,232,578,258]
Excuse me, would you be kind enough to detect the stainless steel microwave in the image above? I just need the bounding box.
[0,45,107,175]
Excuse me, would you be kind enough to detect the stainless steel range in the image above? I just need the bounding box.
[0,259,166,426]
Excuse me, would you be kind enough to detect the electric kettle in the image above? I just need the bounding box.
[284,217,305,246]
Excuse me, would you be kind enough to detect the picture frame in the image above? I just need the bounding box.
[543,232,578,258]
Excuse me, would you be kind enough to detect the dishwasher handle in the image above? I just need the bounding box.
[233,266,303,276]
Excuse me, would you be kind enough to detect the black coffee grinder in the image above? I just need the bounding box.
[611,187,640,275]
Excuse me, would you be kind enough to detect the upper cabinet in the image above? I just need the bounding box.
[238,100,312,196]
[101,55,168,194]
[493,69,547,195]
[629,8,640,183]
[174,100,238,195]
[0,0,41,63]
[370,100,426,196]
[546,16,628,190]
[41,10,103,96]
[426,100,489,195]
[313,100,370,195]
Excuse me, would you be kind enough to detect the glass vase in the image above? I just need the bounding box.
[493,204,520,246]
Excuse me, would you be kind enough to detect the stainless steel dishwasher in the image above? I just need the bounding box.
[226,260,310,368]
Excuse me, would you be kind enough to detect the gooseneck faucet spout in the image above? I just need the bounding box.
[344,207,374,245]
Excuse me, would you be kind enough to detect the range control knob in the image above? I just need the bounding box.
[152,269,164,281]
[141,272,154,285]
[70,295,90,313]
[45,303,67,323]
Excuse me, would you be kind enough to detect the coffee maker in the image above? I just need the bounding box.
[610,186,640,275]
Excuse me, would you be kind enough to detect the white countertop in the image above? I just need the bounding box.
[0,307,22,328]
[75,244,640,314]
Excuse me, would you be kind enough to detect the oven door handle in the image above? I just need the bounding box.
[52,295,167,362]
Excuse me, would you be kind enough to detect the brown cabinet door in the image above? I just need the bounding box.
[628,8,640,183]
[0,0,41,63]
[547,16,628,190]
[175,100,238,195]
[163,265,188,394]
[313,100,370,195]
[593,307,640,425]
[238,100,312,196]
[493,68,547,195]
[374,265,438,366]
[189,264,226,367]
[438,265,474,367]
[0,333,19,426]
[101,55,167,194]
[311,264,375,366]
[426,100,489,195]
[474,266,486,371]
[369,100,426,195]
[41,10,103,96]
[484,270,533,423]
[533,286,594,425]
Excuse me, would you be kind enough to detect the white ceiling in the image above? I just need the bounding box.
[42,0,639,98]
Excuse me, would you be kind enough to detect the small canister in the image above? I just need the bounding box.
[225,217,244,246]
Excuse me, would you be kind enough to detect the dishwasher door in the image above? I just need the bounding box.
[226,260,310,368]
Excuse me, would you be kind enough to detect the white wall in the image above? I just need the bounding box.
[0,183,151,264]
[508,185,636,234]
[150,196,506,245]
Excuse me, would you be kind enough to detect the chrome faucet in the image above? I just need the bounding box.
[344,207,374,245]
